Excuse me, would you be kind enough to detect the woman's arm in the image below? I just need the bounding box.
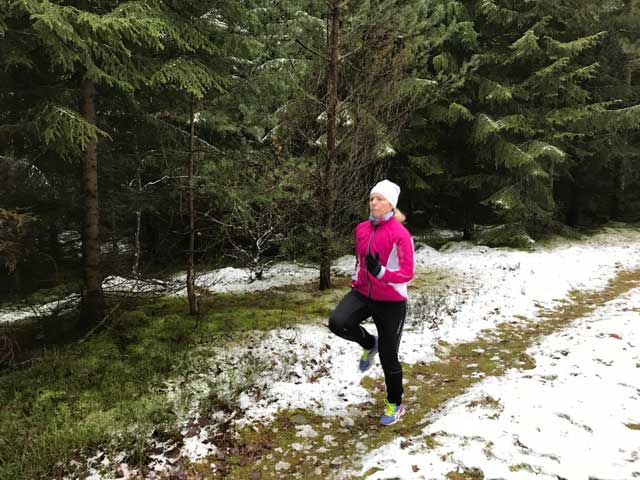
[352,228,360,282]
[377,233,414,284]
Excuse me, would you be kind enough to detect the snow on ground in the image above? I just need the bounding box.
[0,262,320,324]
[153,227,640,470]
[399,231,640,364]
[171,262,320,295]
[233,228,640,422]
[6,227,640,477]
[358,287,640,480]
[236,325,375,420]
[0,275,173,324]
[0,293,81,324]
[160,325,373,425]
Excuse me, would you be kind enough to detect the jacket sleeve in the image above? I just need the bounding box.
[377,232,414,284]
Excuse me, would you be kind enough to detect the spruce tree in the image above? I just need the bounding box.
[0,0,255,323]
[398,0,640,233]
[572,0,640,221]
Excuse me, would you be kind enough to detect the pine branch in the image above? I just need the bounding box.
[295,38,328,60]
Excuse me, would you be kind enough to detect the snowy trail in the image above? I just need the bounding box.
[359,287,640,480]
[231,229,640,423]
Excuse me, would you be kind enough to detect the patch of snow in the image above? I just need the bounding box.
[99,240,133,255]
[296,425,319,438]
[331,255,357,276]
[0,293,80,324]
[181,429,215,461]
[0,262,319,324]
[57,229,81,246]
[414,243,439,255]
[235,325,373,421]
[102,276,169,295]
[171,262,318,295]
[275,460,290,471]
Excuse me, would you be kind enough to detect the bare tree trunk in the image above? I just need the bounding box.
[132,170,142,277]
[186,102,198,314]
[319,0,342,290]
[79,78,104,325]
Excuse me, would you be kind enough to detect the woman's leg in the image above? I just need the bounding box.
[371,300,407,405]
[328,290,376,349]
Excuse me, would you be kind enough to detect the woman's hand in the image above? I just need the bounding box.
[366,252,382,277]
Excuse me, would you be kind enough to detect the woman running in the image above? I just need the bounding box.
[329,179,415,426]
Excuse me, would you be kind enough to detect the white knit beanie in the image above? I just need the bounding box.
[370,179,400,208]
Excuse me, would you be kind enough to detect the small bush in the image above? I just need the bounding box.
[475,224,534,249]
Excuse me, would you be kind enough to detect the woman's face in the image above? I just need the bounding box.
[369,193,393,217]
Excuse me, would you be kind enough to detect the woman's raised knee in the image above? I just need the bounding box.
[328,311,345,334]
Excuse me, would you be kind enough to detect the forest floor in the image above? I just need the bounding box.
[1,224,639,480]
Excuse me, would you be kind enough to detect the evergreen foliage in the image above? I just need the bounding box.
[0,0,638,294]
[402,1,638,231]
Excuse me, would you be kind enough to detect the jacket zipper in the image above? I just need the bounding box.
[366,225,378,298]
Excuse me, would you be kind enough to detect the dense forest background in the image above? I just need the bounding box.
[1,0,639,321]
[1,3,640,479]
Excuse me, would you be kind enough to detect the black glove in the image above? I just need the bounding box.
[366,252,382,277]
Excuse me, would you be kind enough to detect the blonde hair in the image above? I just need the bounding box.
[394,208,406,223]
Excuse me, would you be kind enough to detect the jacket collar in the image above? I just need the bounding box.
[369,210,394,226]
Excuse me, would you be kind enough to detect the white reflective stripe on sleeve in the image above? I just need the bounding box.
[387,243,400,270]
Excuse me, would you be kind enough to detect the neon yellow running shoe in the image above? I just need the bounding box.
[380,399,406,426]
[358,335,378,373]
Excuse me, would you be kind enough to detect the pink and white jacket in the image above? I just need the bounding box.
[351,214,415,301]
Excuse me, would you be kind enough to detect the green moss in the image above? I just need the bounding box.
[509,463,541,473]
[466,395,502,411]
[0,277,352,479]
[138,278,349,337]
[424,434,441,448]
[446,467,485,479]
[358,467,383,478]
[0,334,176,479]
[409,268,461,291]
